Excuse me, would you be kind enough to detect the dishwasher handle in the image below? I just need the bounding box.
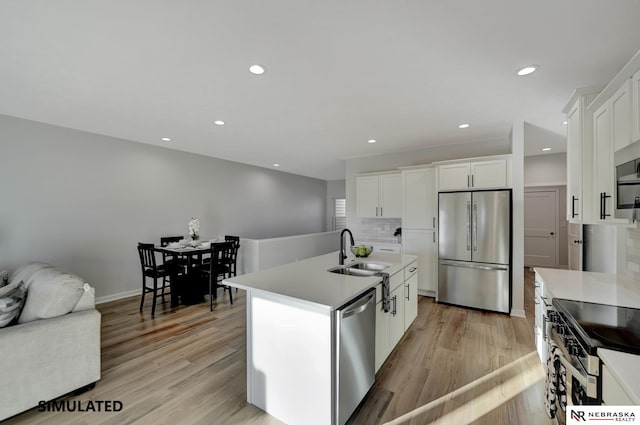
[341,290,375,318]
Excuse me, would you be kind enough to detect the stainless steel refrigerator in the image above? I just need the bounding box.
[437,189,512,313]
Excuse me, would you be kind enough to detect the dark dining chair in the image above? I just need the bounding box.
[137,243,177,316]
[224,235,241,277]
[160,236,187,294]
[198,241,234,311]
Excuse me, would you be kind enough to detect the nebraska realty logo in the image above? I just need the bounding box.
[568,406,638,423]
[38,400,123,413]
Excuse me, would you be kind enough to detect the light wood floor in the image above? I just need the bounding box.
[6,270,552,425]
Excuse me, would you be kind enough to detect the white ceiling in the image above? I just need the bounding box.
[1,1,640,180]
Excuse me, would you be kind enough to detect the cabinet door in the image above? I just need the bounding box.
[438,163,471,191]
[374,301,390,372]
[403,169,430,229]
[403,229,437,294]
[593,102,612,223]
[566,101,583,222]
[603,365,633,405]
[356,176,379,218]
[404,274,418,331]
[633,69,640,144]
[389,285,405,348]
[380,174,402,218]
[611,79,632,152]
[470,159,507,188]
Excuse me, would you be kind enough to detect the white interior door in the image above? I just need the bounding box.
[568,222,583,271]
[524,190,558,267]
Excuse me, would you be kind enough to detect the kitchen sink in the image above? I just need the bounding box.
[327,266,379,277]
[349,262,389,272]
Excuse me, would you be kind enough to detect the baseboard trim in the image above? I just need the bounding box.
[510,308,526,318]
[96,289,139,305]
[417,289,435,298]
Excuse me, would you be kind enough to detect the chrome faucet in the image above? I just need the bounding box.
[339,228,355,265]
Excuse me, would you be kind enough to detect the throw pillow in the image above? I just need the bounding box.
[18,273,84,324]
[9,262,54,287]
[0,281,27,327]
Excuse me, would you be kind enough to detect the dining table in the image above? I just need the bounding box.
[154,241,215,307]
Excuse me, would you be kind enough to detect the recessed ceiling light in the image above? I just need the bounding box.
[542,147,552,152]
[249,64,266,75]
[516,65,539,76]
[458,123,470,129]
[161,137,171,142]
[214,120,225,126]
[563,121,568,125]
[367,139,377,144]
[273,163,280,167]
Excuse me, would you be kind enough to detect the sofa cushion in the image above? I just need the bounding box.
[18,272,85,324]
[0,281,27,327]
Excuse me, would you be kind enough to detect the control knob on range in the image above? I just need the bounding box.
[567,340,582,357]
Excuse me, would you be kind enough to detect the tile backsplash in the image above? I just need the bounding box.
[359,218,402,241]
[625,228,640,279]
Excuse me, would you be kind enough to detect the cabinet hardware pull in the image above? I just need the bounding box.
[380,206,383,216]
[406,284,410,300]
[380,248,394,252]
[471,174,474,187]
[433,217,436,228]
[571,196,579,218]
[409,267,417,272]
[376,206,379,217]
[467,175,470,187]
[392,295,397,316]
[602,192,611,219]
[433,232,436,243]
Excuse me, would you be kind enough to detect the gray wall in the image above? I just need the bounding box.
[0,114,327,300]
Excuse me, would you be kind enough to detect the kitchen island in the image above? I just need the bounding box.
[224,251,417,425]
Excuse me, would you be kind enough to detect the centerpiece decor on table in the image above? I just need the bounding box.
[188,218,200,242]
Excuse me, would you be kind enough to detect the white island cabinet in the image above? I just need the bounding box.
[224,251,417,425]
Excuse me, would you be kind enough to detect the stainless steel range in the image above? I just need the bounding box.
[550,298,640,418]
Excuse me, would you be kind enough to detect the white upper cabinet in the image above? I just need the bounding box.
[564,88,600,224]
[593,101,614,223]
[470,159,508,188]
[592,81,633,225]
[437,156,510,191]
[633,68,640,144]
[438,163,471,191]
[379,174,403,218]
[356,173,402,218]
[611,79,632,152]
[402,167,436,229]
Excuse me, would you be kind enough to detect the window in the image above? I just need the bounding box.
[334,198,346,230]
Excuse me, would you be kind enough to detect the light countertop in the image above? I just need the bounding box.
[598,348,640,404]
[224,251,417,311]
[533,268,640,309]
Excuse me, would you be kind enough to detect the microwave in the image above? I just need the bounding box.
[616,158,640,219]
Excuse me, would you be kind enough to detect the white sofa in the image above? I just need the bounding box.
[0,263,101,421]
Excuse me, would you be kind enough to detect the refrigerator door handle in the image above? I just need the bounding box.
[473,201,478,251]
[466,201,471,251]
[439,259,509,271]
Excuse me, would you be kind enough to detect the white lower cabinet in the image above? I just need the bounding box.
[375,299,390,372]
[374,261,419,372]
[389,283,406,348]
[603,364,633,405]
[403,230,437,296]
[404,274,418,330]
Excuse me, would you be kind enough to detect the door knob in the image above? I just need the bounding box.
[550,232,555,236]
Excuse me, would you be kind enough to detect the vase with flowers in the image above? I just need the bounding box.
[188,218,200,243]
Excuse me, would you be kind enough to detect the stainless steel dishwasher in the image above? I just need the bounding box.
[334,287,376,425]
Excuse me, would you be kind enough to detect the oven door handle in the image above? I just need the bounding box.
[556,350,598,399]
